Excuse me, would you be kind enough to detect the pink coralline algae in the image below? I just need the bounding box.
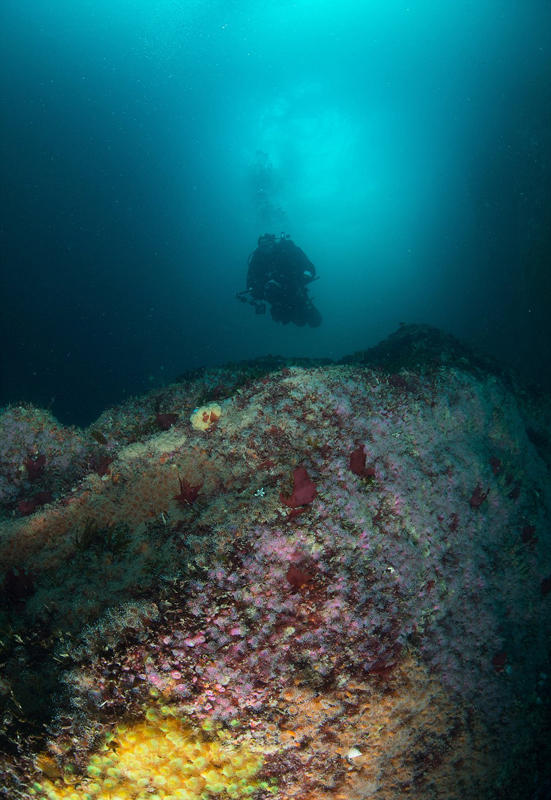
[0,325,550,800]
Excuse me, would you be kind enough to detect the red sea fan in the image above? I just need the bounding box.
[349,444,376,479]
[280,466,316,508]
[174,476,202,507]
[469,484,489,509]
[24,453,46,481]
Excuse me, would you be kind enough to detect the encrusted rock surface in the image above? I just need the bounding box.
[1,326,550,799]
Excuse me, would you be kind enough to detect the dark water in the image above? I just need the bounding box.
[1,0,550,425]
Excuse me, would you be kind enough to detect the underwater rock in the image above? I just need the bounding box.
[0,326,550,799]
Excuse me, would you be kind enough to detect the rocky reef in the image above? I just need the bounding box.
[0,325,550,800]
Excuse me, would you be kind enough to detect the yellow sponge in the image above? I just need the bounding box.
[32,707,263,800]
[190,403,222,431]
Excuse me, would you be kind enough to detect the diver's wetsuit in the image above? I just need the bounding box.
[245,235,322,327]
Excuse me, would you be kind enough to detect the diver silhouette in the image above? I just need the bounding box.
[237,233,322,327]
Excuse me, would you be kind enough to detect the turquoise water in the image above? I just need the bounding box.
[1,0,550,422]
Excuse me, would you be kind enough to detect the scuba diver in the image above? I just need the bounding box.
[237,233,322,327]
